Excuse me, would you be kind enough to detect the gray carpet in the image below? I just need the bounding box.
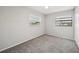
[1,35,79,53]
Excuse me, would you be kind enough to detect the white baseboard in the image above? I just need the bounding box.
[0,33,44,52]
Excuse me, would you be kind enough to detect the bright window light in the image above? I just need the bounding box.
[45,6,48,9]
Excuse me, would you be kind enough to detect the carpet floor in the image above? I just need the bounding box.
[1,35,79,53]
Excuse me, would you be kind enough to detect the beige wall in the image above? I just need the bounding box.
[0,7,45,51]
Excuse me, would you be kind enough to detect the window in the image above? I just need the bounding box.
[56,16,72,26]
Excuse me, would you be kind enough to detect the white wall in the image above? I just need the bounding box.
[0,6,74,51]
[75,7,79,47]
[45,10,74,40]
[0,7,45,51]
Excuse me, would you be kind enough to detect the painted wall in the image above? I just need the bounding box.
[0,7,45,51]
[75,7,79,47]
[45,10,74,40]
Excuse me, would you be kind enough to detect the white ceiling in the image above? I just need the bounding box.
[28,6,74,14]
